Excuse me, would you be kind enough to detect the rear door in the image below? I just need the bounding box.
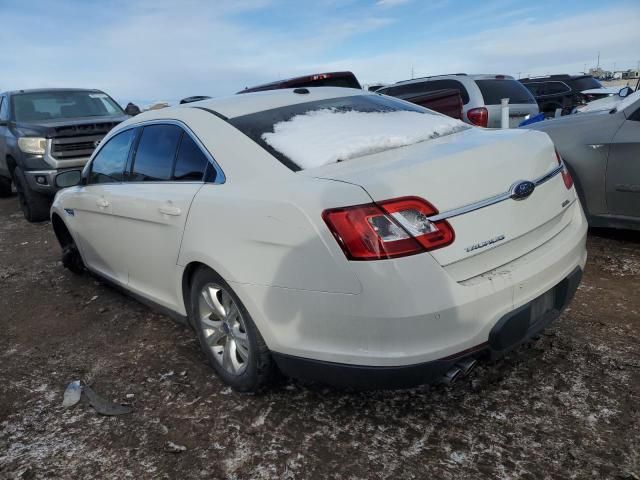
[112,122,211,309]
[606,105,640,218]
[71,128,136,283]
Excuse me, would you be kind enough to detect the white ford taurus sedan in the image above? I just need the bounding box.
[50,87,587,391]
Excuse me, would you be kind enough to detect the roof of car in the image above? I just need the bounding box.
[391,73,514,87]
[3,88,104,96]
[519,74,593,82]
[177,87,368,119]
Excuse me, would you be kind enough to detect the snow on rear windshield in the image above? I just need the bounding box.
[262,109,465,169]
[228,94,469,171]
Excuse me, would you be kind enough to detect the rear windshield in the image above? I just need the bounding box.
[571,77,602,91]
[476,79,537,105]
[229,94,468,171]
[12,91,124,122]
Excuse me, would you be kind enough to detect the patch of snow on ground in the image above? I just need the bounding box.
[262,109,466,169]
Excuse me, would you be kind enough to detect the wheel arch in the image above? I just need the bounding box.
[6,155,17,177]
[51,212,75,248]
[181,261,214,329]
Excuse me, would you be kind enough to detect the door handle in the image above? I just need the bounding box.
[96,198,109,208]
[159,205,182,216]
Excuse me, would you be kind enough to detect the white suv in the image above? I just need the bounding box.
[377,74,539,128]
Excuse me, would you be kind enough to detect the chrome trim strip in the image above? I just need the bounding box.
[428,164,564,222]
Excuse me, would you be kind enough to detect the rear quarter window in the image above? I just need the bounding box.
[476,79,537,105]
[381,80,470,104]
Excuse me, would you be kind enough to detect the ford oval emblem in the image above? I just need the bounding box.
[510,180,535,200]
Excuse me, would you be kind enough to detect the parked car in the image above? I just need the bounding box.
[519,74,607,116]
[237,71,362,94]
[376,74,538,127]
[0,88,128,221]
[524,90,640,230]
[50,87,586,391]
[575,82,638,113]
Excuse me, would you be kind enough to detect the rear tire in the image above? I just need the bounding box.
[13,167,51,222]
[189,267,274,392]
[0,176,12,197]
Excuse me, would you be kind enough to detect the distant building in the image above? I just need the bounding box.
[621,70,640,80]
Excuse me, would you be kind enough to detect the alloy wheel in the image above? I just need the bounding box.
[198,283,250,375]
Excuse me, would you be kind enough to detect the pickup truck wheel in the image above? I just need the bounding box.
[190,267,274,392]
[13,168,51,222]
[0,176,12,197]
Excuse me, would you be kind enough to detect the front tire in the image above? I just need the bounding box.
[62,243,85,274]
[189,267,274,392]
[0,176,12,197]
[13,168,51,222]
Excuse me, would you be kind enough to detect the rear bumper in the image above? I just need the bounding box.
[272,267,582,389]
[233,200,587,385]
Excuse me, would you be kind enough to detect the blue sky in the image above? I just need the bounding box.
[1,0,639,106]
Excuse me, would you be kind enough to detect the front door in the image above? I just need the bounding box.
[606,107,640,218]
[72,128,136,284]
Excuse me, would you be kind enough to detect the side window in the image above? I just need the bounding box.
[173,133,210,181]
[130,124,182,182]
[522,83,540,96]
[89,129,135,184]
[0,96,8,121]
[546,82,570,95]
[420,80,470,104]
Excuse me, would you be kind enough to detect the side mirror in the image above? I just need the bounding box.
[55,170,82,188]
[619,87,632,98]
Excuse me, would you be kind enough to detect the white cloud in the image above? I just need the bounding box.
[0,1,638,105]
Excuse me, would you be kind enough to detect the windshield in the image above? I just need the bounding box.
[12,91,124,122]
[476,79,537,105]
[229,94,468,171]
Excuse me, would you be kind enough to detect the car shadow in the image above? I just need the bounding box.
[589,227,640,244]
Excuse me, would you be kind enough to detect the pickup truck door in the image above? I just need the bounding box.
[606,106,640,218]
[71,128,136,284]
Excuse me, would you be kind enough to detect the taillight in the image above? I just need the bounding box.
[323,197,454,261]
[467,107,488,127]
[555,149,573,189]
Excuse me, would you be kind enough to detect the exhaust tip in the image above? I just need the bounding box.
[441,367,462,385]
[456,358,478,376]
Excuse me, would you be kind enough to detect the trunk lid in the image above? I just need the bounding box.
[302,128,576,276]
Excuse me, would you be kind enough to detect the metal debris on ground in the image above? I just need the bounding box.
[82,385,132,416]
[61,380,132,416]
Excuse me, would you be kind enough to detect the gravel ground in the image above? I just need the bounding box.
[0,195,638,480]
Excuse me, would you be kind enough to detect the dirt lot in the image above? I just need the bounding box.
[0,196,638,480]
